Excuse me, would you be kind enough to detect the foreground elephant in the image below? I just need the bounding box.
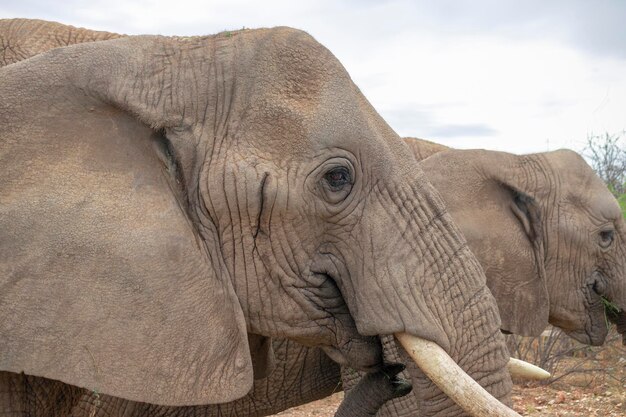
[0,21,519,417]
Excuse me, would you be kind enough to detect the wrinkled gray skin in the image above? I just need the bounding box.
[354,139,626,417]
[337,364,412,417]
[0,20,513,417]
[0,18,122,65]
[0,358,409,417]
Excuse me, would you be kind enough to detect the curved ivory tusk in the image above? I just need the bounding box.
[507,357,551,380]
[395,332,522,417]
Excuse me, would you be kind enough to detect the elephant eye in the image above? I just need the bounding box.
[599,229,614,249]
[319,165,354,205]
[324,167,352,190]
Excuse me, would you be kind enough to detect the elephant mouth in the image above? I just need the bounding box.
[308,270,384,371]
[312,270,541,416]
[557,271,617,346]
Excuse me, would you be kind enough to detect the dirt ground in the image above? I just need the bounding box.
[275,337,625,416]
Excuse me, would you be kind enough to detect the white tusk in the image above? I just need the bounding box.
[508,357,551,380]
[395,332,522,417]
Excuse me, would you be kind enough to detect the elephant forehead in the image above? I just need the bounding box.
[587,192,622,221]
[237,99,312,154]
[561,172,622,221]
[251,27,346,99]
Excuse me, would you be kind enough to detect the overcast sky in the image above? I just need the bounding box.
[2,0,625,154]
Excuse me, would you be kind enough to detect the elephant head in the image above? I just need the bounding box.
[416,146,626,345]
[0,24,519,415]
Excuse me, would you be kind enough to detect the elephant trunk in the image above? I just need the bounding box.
[339,174,518,415]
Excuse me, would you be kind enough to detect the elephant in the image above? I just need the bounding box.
[3,17,616,414]
[0,20,520,417]
[403,137,626,346]
[404,137,626,346]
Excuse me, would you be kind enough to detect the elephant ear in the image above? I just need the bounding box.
[0,105,253,404]
[420,149,549,337]
[491,181,549,336]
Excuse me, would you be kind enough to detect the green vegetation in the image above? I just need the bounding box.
[618,192,626,219]
[602,296,621,329]
[583,131,625,218]
[602,296,621,314]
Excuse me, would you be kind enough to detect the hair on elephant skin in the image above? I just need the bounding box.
[0,19,516,417]
[402,136,449,161]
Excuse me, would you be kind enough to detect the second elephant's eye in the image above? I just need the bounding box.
[324,167,352,190]
[599,229,614,249]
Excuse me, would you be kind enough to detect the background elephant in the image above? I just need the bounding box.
[0,22,517,417]
[403,137,626,345]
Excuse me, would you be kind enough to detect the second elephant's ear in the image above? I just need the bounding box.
[0,107,253,405]
[509,187,543,242]
[420,150,549,337]
[494,183,549,336]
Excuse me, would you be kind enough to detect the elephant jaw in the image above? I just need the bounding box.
[395,333,549,417]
